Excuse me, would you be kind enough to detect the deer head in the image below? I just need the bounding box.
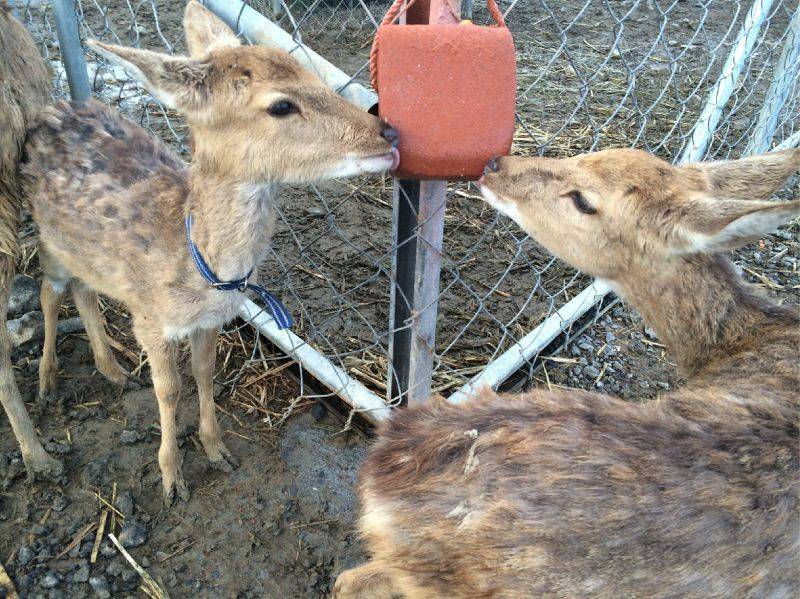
[87,1,398,185]
[479,148,800,281]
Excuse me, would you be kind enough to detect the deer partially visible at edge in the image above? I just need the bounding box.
[335,148,799,598]
[19,1,398,503]
[0,1,63,480]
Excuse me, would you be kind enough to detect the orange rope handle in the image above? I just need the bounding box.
[486,0,506,27]
[370,0,419,90]
[370,0,506,92]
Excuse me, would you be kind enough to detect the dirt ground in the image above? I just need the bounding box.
[1,247,369,598]
[2,0,798,598]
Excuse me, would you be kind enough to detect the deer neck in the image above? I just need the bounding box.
[609,254,789,377]
[185,166,279,283]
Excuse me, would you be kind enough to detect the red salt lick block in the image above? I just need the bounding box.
[375,24,516,181]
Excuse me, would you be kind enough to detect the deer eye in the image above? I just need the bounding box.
[567,190,597,215]
[267,100,297,117]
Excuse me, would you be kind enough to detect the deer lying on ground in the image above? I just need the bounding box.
[335,148,800,598]
[0,1,64,479]
[18,1,398,503]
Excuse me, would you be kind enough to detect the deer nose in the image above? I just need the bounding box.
[484,156,501,174]
[381,124,400,148]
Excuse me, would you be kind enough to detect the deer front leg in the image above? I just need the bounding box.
[0,265,62,479]
[1,341,62,480]
[189,327,238,472]
[37,277,67,404]
[71,281,129,386]
[136,328,188,505]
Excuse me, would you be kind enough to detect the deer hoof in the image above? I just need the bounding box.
[207,444,239,473]
[24,453,64,483]
[162,475,190,506]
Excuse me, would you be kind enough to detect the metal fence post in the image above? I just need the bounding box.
[745,3,800,156]
[387,180,447,404]
[52,0,91,102]
[387,0,460,405]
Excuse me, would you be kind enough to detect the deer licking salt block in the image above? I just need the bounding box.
[373,20,516,181]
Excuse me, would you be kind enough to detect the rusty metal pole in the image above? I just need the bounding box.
[387,0,461,405]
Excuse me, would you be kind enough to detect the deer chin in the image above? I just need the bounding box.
[478,184,526,230]
[327,149,398,179]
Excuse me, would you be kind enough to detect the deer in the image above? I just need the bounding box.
[0,1,64,480]
[18,1,398,504]
[334,147,800,598]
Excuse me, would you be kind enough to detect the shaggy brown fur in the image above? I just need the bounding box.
[0,1,62,478]
[17,1,397,504]
[336,149,800,598]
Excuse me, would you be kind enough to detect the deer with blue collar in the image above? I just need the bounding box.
[19,1,398,504]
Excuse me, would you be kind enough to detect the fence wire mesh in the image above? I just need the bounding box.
[16,0,800,417]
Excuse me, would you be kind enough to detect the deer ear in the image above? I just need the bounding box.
[88,40,212,113]
[681,148,800,200]
[677,196,800,253]
[184,1,240,58]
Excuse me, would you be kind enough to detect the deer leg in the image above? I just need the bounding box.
[136,327,188,505]
[37,277,67,404]
[189,326,237,472]
[0,251,62,479]
[334,561,405,599]
[71,281,129,386]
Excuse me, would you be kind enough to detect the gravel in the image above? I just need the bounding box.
[88,575,111,599]
[583,365,601,378]
[114,491,135,517]
[74,564,90,583]
[8,274,40,317]
[17,545,34,566]
[118,520,148,548]
[39,571,61,589]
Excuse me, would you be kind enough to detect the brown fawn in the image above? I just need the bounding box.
[335,148,799,598]
[19,1,398,503]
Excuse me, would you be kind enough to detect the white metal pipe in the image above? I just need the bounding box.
[238,299,391,423]
[448,280,613,404]
[681,0,776,163]
[774,128,800,150]
[745,3,800,156]
[202,0,377,110]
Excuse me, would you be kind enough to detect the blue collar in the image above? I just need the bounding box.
[185,214,292,330]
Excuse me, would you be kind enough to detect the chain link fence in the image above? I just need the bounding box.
[14,0,800,418]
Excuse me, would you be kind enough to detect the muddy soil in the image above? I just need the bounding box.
[1,321,367,598]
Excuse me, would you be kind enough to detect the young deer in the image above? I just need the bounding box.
[20,1,398,503]
[335,148,799,598]
[0,2,63,479]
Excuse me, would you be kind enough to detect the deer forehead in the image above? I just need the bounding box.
[578,149,670,184]
[209,46,312,86]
